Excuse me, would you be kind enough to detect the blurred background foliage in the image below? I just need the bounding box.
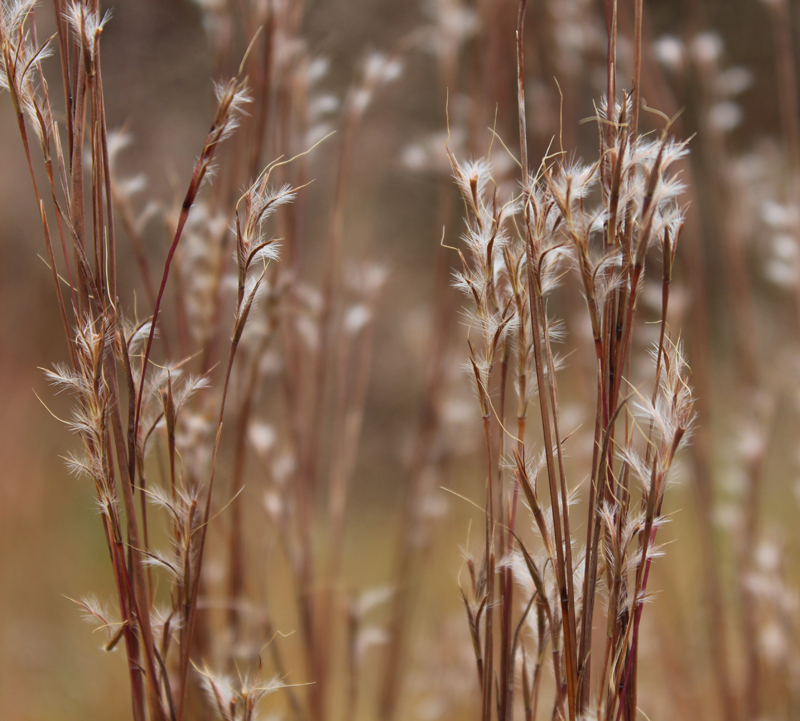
[2,0,800,719]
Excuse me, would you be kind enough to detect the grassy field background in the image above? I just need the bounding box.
[2,1,800,719]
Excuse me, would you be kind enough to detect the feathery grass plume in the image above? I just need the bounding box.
[2,2,308,718]
[3,0,425,719]
[447,2,695,720]
[197,661,287,721]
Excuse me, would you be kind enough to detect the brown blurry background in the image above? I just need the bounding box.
[2,0,799,719]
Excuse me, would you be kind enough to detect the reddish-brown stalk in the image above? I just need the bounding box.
[89,32,167,716]
[328,302,381,576]
[630,0,642,137]
[133,75,248,459]
[517,6,583,719]
[9,83,74,358]
[481,413,496,721]
[624,222,678,717]
[177,239,269,718]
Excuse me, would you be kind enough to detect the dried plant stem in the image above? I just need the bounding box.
[606,0,618,117]
[136,159,217,450]
[12,110,73,358]
[630,0,642,136]
[481,415,496,721]
[177,322,243,721]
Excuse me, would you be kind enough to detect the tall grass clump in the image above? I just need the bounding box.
[1,1,290,717]
[646,4,800,718]
[1,0,408,718]
[449,2,695,719]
